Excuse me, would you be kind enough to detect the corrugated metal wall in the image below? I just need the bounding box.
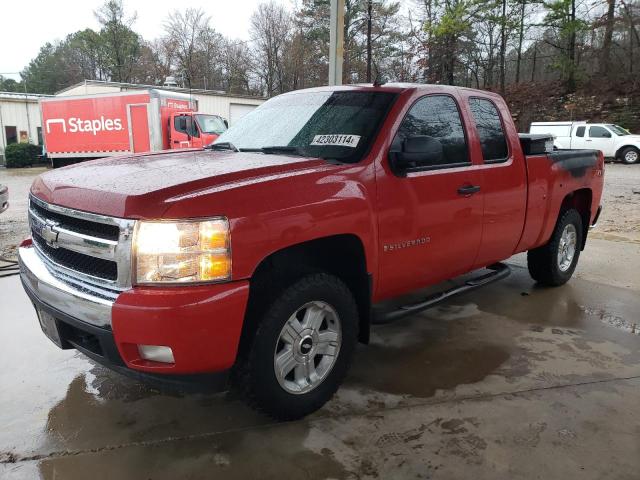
[0,99,43,163]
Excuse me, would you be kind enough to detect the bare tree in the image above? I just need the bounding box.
[250,2,291,96]
[164,8,214,87]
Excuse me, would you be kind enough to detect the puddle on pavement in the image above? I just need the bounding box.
[347,304,512,398]
[36,419,350,480]
[345,267,640,400]
[39,365,270,454]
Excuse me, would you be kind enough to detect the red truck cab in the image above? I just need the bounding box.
[20,84,604,419]
[169,112,227,149]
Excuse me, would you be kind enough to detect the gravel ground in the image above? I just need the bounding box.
[591,162,640,243]
[0,166,47,259]
[0,162,638,259]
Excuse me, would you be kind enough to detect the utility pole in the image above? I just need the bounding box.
[329,0,345,85]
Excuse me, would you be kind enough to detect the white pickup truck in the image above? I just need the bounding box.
[530,121,640,164]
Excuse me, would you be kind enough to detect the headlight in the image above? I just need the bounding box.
[134,218,231,284]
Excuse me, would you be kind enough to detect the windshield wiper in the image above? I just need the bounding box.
[260,146,306,156]
[206,142,240,152]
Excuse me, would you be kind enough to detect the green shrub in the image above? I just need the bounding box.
[4,143,41,168]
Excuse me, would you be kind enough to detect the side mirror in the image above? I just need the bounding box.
[604,132,612,138]
[390,135,444,173]
[224,119,229,129]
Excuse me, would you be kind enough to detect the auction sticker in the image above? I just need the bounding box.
[311,134,361,147]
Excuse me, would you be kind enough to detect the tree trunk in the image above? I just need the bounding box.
[366,0,372,82]
[600,0,616,75]
[515,0,525,83]
[567,0,577,91]
[531,46,537,82]
[499,0,507,92]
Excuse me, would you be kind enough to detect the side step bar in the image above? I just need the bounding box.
[372,263,511,324]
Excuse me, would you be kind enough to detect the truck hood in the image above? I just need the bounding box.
[31,150,338,218]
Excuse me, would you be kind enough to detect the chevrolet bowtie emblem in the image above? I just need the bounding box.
[41,220,60,248]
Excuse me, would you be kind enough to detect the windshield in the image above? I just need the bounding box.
[213,90,397,162]
[195,114,227,134]
[607,124,630,136]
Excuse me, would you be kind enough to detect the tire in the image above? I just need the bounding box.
[527,209,583,286]
[240,273,358,420]
[620,147,640,164]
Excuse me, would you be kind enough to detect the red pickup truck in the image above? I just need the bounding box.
[19,84,604,419]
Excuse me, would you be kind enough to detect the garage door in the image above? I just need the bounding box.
[229,103,257,125]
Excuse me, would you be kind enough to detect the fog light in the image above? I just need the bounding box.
[138,345,175,363]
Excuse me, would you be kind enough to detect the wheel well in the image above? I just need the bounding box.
[237,235,371,363]
[615,145,639,159]
[560,188,592,250]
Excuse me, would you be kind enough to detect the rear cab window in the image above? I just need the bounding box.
[575,126,585,137]
[468,97,509,163]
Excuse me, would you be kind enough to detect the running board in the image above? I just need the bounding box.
[372,263,511,324]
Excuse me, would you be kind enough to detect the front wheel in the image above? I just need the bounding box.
[240,273,358,420]
[620,147,640,164]
[527,209,583,286]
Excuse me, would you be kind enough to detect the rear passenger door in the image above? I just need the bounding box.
[376,94,484,298]
[466,96,527,268]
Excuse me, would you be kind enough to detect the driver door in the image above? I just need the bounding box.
[171,113,198,149]
[376,94,484,299]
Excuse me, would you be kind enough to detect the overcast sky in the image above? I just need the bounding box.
[0,0,295,79]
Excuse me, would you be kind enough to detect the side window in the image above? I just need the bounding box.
[392,95,469,167]
[575,126,585,137]
[174,115,199,137]
[468,98,508,162]
[589,126,610,138]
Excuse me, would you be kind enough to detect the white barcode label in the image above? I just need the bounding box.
[310,134,361,148]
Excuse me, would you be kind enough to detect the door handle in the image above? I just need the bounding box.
[457,185,481,196]
[585,139,593,142]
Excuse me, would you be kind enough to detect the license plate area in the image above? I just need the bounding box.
[36,308,63,348]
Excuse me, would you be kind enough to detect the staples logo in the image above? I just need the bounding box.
[46,116,124,136]
[167,100,189,109]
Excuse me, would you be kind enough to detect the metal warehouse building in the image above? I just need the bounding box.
[0,80,265,163]
[0,92,52,162]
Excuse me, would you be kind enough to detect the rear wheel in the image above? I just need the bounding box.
[240,273,358,420]
[620,147,640,164]
[527,209,583,286]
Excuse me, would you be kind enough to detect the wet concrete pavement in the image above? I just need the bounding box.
[1,235,639,479]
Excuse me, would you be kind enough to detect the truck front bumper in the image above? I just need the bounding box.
[19,245,250,388]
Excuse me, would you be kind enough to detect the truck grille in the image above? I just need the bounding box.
[30,200,120,241]
[32,234,118,281]
[28,195,135,290]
